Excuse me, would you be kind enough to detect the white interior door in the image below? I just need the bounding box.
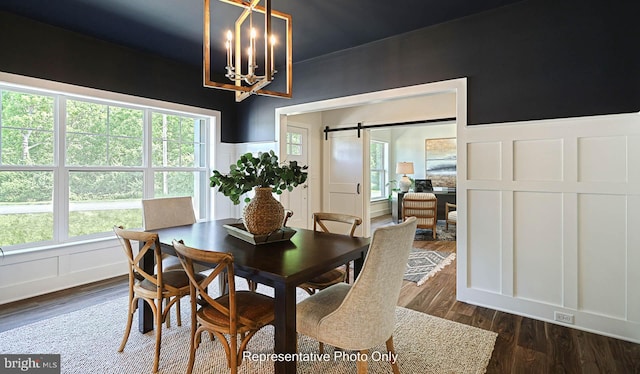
[281,126,309,228]
[322,130,369,236]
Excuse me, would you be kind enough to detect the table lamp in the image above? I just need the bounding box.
[396,162,414,192]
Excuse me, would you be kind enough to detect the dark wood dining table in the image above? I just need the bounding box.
[140,218,371,374]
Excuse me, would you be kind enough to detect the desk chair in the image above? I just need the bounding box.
[402,192,438,239]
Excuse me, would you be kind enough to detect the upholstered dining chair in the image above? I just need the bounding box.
[296,217,417,374]
[445,202,457,230]
[402,192,437,239]
[142,196,209,273]
[142,196,197,230]
[172,240,275,374]
[298,212,363,294]
[113,226,202,374]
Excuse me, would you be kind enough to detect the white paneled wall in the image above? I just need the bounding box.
[0,239,127,304]
[457,113,640,343]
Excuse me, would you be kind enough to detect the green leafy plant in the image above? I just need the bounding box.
[386,180,401,200]
[210,150,308,205]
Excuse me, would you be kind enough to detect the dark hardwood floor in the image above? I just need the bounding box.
[1,215,638,373]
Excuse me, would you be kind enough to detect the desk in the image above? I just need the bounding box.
[392,191,456,222]
[141,219,370,374]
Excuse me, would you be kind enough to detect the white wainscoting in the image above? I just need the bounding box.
[0,238,126,304]
[370,200,391,218]
[457,112,640,343]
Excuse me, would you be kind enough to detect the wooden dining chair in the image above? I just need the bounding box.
[172,240,275,374]
[113,226,203,374]
[402,192,438,239]
[298,212,363,295]
[283,209,294,227]
[296,217,417,374]
[445,202,457,230]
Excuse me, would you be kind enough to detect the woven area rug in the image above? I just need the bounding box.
[404,249,456,286]
[414,220,456,241]
[0,288,496,373]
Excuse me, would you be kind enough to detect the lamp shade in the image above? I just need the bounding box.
[396,162,414,175]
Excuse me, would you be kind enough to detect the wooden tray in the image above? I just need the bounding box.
[223,223,296,245]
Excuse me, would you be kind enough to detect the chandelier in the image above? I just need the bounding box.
[203,0,292,102]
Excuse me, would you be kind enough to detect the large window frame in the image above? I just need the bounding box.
[0,78,216,252]
[370,140,389,201]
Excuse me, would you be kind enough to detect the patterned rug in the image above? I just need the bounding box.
[414,220,456,241]
[404,249,456,286]
[0,293,496,374]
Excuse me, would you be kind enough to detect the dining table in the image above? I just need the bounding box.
[139,218,371,374]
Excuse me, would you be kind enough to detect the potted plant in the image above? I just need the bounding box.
[386,180,400,201]
[210,150,308,234]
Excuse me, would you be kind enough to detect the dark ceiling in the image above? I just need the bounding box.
[0,0,523,69]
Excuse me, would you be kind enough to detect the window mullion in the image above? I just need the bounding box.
[143,108,154,199]
[54,96,69,242]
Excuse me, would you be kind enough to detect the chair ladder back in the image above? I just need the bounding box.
[172,240,256,330]
[313,212,363,237]
[114,226,164,291]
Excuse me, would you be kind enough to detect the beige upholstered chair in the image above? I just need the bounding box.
[402,192,437,239]
[172,240,275,374]
[298,212,363,294]
[142,196,208,272]
[142,196,197,230]
[445,202,457,230]
[296,217,418,374]
[114,226,202,374]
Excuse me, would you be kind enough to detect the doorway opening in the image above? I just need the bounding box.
[275,78,466,237]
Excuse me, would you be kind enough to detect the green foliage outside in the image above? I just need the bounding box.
[69,209,142,237]
[0,90,55,167]
[0,212,54,245]
[370,141,386,199]
[0,89,205,247]
[0,209,142,247]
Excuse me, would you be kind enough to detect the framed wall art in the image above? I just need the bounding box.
[425,137,456,188]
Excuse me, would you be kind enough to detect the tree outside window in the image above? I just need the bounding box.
[370,140,388,200]
[0,88,210,250]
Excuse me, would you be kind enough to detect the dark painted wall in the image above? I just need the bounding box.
[238,0,640,142]
[0,11,241,142]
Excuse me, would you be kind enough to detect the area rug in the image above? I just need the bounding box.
[414,220,456,241]
[404,249,456,286]
[0,291,496,373]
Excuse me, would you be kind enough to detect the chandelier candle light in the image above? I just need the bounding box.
[203,0,292,102]
[224,17,276,85]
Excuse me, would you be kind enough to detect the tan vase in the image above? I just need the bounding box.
[243,187,285,235]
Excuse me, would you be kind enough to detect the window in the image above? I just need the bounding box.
[370,140,388,200]
[286,131,302,156]
[0,86,211,251]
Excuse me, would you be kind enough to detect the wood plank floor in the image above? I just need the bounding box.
[1,215,638,373]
